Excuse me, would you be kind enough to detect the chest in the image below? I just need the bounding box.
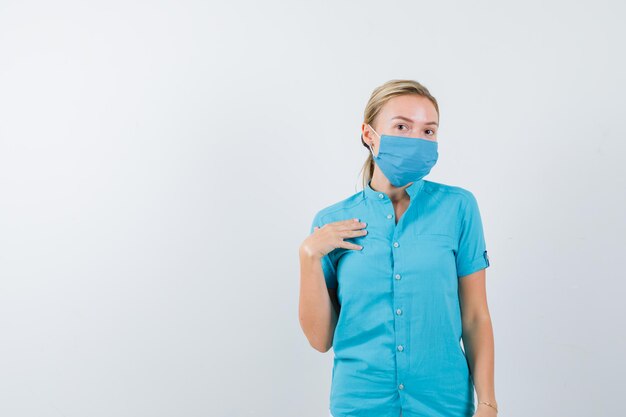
[392,199,410,225]
[330,201,460,301]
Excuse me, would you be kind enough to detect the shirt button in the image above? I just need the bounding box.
[398,383,404,390]
[386,214,393,219]
[378,193,384,199]
[393,242,399,248]
[397,345,404,352]
[395,274,401,280]
[396,308,402,315]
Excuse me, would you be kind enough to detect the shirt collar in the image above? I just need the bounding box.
[363,178,425,202]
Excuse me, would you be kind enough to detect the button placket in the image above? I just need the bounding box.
[392,227,407,389]
[360,180,427,402]
[377,190,411,397]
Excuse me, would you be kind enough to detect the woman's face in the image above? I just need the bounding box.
[363,94,439,154]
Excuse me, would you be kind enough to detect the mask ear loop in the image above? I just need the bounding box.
[367,124,380,159]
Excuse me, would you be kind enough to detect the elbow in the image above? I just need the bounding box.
[299,313,334,353]
[310,339,332,353]
[300,322,332,352]
[303,327,332,352]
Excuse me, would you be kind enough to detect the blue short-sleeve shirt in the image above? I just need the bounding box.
[309,178,490,417]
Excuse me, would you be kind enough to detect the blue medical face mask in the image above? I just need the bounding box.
[367,124,439,187]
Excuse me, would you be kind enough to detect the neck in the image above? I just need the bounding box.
[369,175,412,203]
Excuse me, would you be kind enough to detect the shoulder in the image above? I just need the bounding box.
[312,189,366,225]
[422,179,478,208]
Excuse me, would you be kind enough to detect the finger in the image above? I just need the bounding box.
[332,218,363,227]
[332,221,361,230]
[339,229,368,238]
[340,221,367,231]
[338,241,363,250]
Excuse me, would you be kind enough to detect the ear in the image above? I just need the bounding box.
[361,123,372,142]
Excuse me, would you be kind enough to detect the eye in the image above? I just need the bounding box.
[396,124,409,131]
[425,129,436,136]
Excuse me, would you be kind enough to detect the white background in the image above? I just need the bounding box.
[1,1,624,416]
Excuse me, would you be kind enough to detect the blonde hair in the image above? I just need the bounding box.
[359,79,439,189]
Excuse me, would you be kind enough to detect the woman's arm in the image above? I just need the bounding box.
[459,268,499,415]
[298,249,339,352]
[299,218,365,352]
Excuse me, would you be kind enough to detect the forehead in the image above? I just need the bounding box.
[378,94,438,124]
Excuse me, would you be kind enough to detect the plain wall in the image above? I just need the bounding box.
[1,1,624,416]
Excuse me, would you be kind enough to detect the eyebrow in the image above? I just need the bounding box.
[390,116,439,127]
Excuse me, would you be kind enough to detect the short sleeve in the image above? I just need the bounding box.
[309,211,338,289]
[455,191,491,278]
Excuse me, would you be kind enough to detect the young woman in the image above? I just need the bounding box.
[298,79,498,417]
